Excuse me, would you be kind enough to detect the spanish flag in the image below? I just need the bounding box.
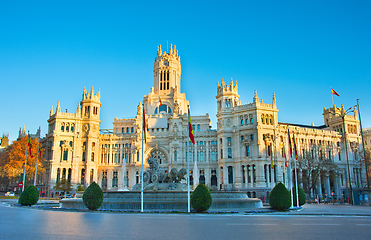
[142,104,146,143]
[188,108,195,144]
[27,134,33,158]
[331,88,340,97]
[159,97,162,106]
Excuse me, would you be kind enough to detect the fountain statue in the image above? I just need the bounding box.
[132,156,188,191]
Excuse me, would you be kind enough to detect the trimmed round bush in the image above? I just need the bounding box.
[291,185,306,206]
[18,185,39,206]
[269,182,291,211]
[191,183,212,213]
[83,182,103,210]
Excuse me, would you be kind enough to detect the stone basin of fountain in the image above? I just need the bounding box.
[60,157,262,211]
[60,190,262,211]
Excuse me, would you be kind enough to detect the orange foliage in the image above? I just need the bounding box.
[3,136,45,181]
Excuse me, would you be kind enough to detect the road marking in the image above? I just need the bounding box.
[226,223,277,226]
[356,224,371,226]
[292,223,342,226]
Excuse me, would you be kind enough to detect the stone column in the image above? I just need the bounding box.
[255,161,266,187]
[223,164,228,185]
[204,166,209,186]
[233,162,243,189]
[106,170,112,190]
[317,174,322,200]
[264,164,269,187]
[325,172,331,197]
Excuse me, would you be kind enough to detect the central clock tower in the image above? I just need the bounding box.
[153,44,181,94]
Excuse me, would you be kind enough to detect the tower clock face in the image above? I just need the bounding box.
[163,61,168,66]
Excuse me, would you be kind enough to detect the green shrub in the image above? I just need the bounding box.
[269,182,291,211]
[83,182,103,210]
[191,183,212,213]
[18,185,39,206]
[291,185,306,206]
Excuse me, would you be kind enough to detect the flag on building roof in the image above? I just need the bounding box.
[188,107,195,144]
[331,88,340,97]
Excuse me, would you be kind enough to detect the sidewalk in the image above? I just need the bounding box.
[250,203,371,216]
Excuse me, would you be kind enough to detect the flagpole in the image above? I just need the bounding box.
[187,105,190,213]
[22,132,29,192]
[187,139,190,213]
[294,133,300,207]
[331,93,334,106]
[141,103,144,212]
[34,141,40,186]
[289,155,293,208]
[294,152,299,208]
[288,128,293,209]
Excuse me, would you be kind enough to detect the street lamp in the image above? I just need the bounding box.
[331,106,354,205]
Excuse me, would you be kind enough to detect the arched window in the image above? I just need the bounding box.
[56,168,60,183]
[154,104,171,114]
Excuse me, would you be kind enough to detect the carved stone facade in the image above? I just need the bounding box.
[43,44,366,200]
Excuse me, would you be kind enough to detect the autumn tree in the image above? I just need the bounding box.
[1,136,45,187]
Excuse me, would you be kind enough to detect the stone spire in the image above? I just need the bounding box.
[56,101,61,113]
[50,105,54,116]
[253,90,259,103]
[272,93,276,108]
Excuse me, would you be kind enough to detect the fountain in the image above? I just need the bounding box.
[60,157,262,211]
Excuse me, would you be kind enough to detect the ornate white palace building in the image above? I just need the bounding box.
[43,44,366,200]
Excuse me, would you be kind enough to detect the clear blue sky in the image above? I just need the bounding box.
[1,1,370,142]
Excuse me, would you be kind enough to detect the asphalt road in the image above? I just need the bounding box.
[1,201,371,240]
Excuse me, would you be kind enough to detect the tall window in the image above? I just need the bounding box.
[246,145,250,157]
[228,148,232,158]
[174,150,177,161]
[56,168,60,183]
[63,150,68,161]
[91,152,94,162]
[68,168,72,183]
[228,166,233,184]
[112,171,118,187]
